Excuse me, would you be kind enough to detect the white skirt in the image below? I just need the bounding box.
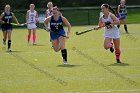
[27,23,37,29]
[104,26,120,39]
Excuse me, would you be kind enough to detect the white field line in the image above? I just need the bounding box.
[0,74,140,85]
[64,89,140,93]
[1,47,140,54]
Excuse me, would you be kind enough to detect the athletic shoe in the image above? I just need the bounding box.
[3,39,6,45]
[110,43,114,53]
[8,48,12,52]
[63,60,68,65]
[3,41,6,45]
[116,59,121,64]
[27,41,30,45]
[33,43,37,46]
[126,31,129,34]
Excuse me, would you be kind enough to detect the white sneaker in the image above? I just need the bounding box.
[63,60,68,65]
[8,48,12,52]
[33,43,37,46]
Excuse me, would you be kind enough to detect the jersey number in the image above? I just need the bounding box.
[31,17,34,21]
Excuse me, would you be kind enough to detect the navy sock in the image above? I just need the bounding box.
[124,25,128,33]
[8,40,11,49]
[61,49,67,61]
[117,25,120,28]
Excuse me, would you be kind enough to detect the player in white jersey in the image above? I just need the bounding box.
[97,4,121,63]
[46,2,53,18]
[46,2,53,29]
[26,4,38,45]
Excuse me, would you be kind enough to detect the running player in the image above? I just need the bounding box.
[44,6,71,65]
[0,4,19,52]
[97,4,121,63]
[117,0,128,33]
[46,2,53,18]
[26,4,38,45]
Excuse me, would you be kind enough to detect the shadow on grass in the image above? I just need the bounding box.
[120,32,136,35]
[57,64,81,68]
[6,50,24,53]
[33,44,46,46]
[108,62,129,66]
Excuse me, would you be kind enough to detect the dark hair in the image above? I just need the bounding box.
[52,6,62,15]
[53,6,59,11]
[102,4,116,16]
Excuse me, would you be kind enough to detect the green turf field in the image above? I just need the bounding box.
[0,24,140,93]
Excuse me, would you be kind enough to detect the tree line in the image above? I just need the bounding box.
[0,0,140,10]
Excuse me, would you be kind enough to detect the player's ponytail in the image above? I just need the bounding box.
[108,6,116,16]
[102,4,117,16]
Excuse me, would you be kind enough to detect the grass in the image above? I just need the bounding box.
[0,24,140,93]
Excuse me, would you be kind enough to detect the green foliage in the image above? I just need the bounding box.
[0,0,140,10]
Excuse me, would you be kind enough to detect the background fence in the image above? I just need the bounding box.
[0,6,139,26]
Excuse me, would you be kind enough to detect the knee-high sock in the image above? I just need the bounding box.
[33,34,36,44]
[117,25,120,28]
[61,49,67,61]
[8,40,11,49]
[115,49,121,60]
[109,43,113,48]
[27,34,31,42]
[124,25,128,32]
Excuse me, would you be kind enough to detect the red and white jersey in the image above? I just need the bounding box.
[46,9,53,18]
[101,12,120,39]
[101,12,117,30]
[27,10,37,23]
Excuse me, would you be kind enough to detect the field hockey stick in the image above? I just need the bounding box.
[76,26,103,35]
[0,21,21,26]
[19,22,35,26]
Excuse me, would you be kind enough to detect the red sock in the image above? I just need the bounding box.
[27,34,31,42]
[33,34,36,44]
[109,43,113,48]
[115,49,121,60]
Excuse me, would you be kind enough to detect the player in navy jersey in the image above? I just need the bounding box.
[44,6,71,65]
[0,4,19,52]
[117,0,128,33]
